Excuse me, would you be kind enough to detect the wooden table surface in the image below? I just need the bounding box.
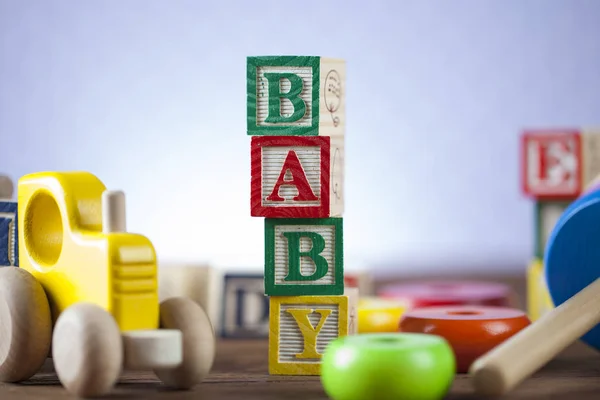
[2,273,599,399]
[1,339,599,399]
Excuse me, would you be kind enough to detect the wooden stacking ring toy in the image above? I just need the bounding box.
[470,186,600,395]
[321,333,455,400]
[377,281,514,309]
[400,306,531,373]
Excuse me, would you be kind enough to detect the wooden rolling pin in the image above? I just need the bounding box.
[469,277,600,395]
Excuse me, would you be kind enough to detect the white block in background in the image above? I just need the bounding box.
[157,263,223,332]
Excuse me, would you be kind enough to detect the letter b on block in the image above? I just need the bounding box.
[264,218,343,296]
[247,55,346,136]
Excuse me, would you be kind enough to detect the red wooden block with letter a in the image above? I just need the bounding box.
[251,136,344,218]
[521,130,582,199]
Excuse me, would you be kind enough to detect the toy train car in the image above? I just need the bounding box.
[0,172,215,397]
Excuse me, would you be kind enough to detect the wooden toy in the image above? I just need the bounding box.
[221,273,269,338]
[521,129,600,199]
[358,297,408,333]
[377,281,514,308]
[344,287,359,335]
[155,297,216,390]
[247,56,346,137]
[0,200,18,266]
[251,135,344,218]
[269,295,348,375]
[526,258,554,321]
[0,174,14,199]
[400,306,530,373]
[264,217,344,296]
[0,266,51,382]
[321,333,455,400]
[344,270,374,296]
[158,263,222,330]
[0,172,215,397]
[470,184,600,395]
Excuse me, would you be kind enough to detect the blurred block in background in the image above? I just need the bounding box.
[526,258,554,321]
[158,264,222,331]
[221,273,268,338]
[533,200,571,259]
[522,129,600,199]
[344,270,374,297]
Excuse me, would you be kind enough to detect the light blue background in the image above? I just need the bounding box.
[2,0,599,276]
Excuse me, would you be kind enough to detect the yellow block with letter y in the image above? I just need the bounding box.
[269,295,348,375]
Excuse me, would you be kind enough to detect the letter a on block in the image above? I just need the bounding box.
[269,296,349,375]
[251,136,336,218]
[264,218,343,296]
[266,151,318,202]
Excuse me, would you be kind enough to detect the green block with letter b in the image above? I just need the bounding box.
[264,217,344,296]
[247,56,346,136]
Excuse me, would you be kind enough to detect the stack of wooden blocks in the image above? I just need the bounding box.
[246,55,356,375]
[521,129,600,321]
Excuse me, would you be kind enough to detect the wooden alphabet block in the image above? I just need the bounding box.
[157,264,221,331]
[521,129,600,199]
[247,56,346,137]
[269,295,348,375]
[0,200,18,267]
[533,200,571,258]
[527,258,554,321]
[344,270,374,296]
[264,218,343,296]
[251,135,344,218]
[344,287,359,335]
[221,273,269,338]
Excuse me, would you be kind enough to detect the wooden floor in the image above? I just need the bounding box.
[1,339,599,399]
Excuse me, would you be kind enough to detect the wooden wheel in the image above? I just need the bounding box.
[154,297,215,389]
[52,302,122,397]
[0,267,52,382]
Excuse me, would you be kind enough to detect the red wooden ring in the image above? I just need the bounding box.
[378,281,514,308]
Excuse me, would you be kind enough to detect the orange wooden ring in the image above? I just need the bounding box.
[399,306,531,373]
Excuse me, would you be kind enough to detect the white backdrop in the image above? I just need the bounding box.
[2,0,600,276]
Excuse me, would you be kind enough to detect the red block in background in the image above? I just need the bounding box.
[521,130,582,199]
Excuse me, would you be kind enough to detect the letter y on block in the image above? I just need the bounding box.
[269,296,348,375]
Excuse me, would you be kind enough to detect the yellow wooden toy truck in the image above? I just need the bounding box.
[0,172,215,397]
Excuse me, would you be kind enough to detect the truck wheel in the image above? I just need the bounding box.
[52,302,122,397]
[0,267,52,382]
[154,297,215,389]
